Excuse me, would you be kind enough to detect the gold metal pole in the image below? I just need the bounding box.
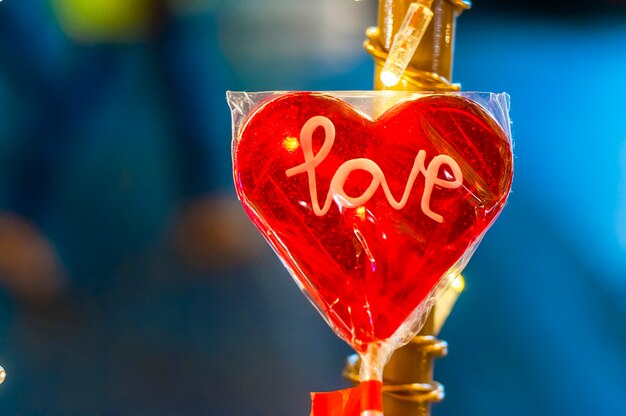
[364,0,470,91]
[345,1,471,415]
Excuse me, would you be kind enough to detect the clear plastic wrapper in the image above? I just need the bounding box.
[227,91,513,415]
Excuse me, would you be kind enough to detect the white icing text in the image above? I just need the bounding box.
[285,116,463,223]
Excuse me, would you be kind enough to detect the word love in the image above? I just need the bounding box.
[285,116,463,223]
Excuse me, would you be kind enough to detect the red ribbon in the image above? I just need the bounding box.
[310,380,383,416]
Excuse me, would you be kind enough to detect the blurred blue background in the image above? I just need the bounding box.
[0,0,625,415]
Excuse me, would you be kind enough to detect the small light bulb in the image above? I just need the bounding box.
[451,275,465,292]
[380,1,434,87]
[380,70,400,88]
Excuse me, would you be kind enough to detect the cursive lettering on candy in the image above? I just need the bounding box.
[285,116,463,223]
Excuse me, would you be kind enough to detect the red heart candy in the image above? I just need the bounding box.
[233,93,513,352]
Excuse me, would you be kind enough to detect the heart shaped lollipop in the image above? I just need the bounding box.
[233,92,513,353]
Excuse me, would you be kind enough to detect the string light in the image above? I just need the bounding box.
[380,0,434,87]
